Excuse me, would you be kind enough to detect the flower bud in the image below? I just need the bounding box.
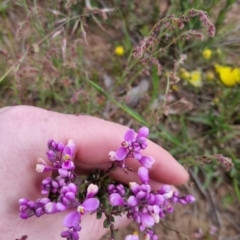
[137,127,149,138]
[86,184,99,198]
[138,167,149,184]
[139,156,155,168]
[109,193,125,206]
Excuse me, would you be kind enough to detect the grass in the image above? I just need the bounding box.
[1,0,240,238]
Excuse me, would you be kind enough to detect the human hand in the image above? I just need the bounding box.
[0,106,188,240]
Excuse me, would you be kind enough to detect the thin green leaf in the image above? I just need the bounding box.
[114,102,146,124]
[87,80,107,97]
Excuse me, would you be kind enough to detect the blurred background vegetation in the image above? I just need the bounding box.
[0,0,240,239]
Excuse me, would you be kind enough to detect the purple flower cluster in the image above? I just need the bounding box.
[109,127,155,169]
[19,139,99,240]
[108,166,195,240]
[108,127,195,240]
[19,127,195,240]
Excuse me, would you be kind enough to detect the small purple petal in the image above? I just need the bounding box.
[115,147,128,161]
[65,192,76,200]
[133,152,142,160]
[163,190,173,199]
[72,231,80,240]
[20,212,29,219]
[68,183,77,193]
[57,142,65,151]
[139,156,155,168]
[141,213,155,227]
[42,177,52,185]
[154,194,165,205]
[35,208,43,217]
[44,202,57,214]
[62,140,76,161]
[178,199,187,205]
[137,127,149,138]
[129,182,140,194]
[46,150,56,161]
[27,201,36,209]
[51,180,59,188]
[159,185,171,194]
[56,202,68,212]
[127,196,138,207]
[141,184,151,192]
[38,198,50,205]
[61,231,71,237]
[136,191,146,199]
[61,186,68,194]
[124,129,135,141]
[86,184,99,198]
[138,167,149,184]
[185,195,196,203]
[19,198,28,206]
[109,193,125,206]
[63,211,80,228]
[82,198,100,212]
[62,160,75,170]
[58,168,69,177]
[125,234,139,240]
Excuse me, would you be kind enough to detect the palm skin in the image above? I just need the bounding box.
[0,106,188,240]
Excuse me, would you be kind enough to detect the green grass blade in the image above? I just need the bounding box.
[87,80,108,97]
[115,102,146,125]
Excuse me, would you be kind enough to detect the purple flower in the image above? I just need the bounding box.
[109,193,125,206]
[125,129,136,141]
[36,158,55,173]
[185,195,196,203]
[141,213,155,228]
[158,185,173,199]
[59,183,77,206]
[63,198,100,227]
[62,160,75,170]
[125,233,139,240]
[86,184,99,198]
[44,202,58,214]
[115,147,128,161]
[19,198,51,219]
[127,196,138,207]
[138,167,149,184]
[137,127,149,138]
[112,129,136,161]
[62,139,76,162]
[139,156,155,168]
[63,210,81,228]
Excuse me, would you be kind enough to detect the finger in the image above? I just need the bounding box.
[4,106,189,185]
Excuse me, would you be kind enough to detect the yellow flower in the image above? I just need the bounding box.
[179,68,190,80]
[188,70,202,87]
[202,49,212,60]
[214,64,240,87]
[114,46,124,56]
[206,70,215,81]
[171,84,179,92]
[179,68,202,87]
